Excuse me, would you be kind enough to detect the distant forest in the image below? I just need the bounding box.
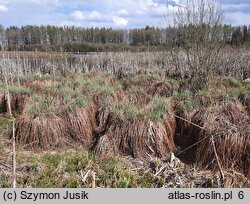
[0,24,250,52]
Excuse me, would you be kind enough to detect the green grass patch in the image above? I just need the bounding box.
[218,82,250,102]
[125,72,160,87]
[111,96,168,121]
[126,86,146,94]
[19,73,62,82]
[24,95,58,114]
[83,75,122,95]
[0,116,13,127]
[0,85,33,95]
[145,96,169,121]
[24,89,87,115]
[174,90,200,110]
[14,151,158,188]
[220,77,243,88]
[71,75,86,88]
[19,73,43,82]
[0,175,10,188]
[112,101,140,121]
[173,90,192,101]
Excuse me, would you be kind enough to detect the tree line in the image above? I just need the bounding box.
[0,24,250,52]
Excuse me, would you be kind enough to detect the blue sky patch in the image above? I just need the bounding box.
[0,0,249,28]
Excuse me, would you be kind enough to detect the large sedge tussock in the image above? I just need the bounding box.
[195,102,250,178]
[176,101,250,178]
[14,103,96,149]
[90,74,177,159]
[15,114,66,148]
[61,105,96,146]
[104,115,176,159]
[93,97,176,159]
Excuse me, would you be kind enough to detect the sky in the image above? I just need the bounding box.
[0,0,249,28]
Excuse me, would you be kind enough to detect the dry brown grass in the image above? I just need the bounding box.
[21,79,59,92]
[147,81,173,97]
[127,92,152,107]
[9,94,30,115]
[238,91,250,110]
[175,101,250,178]
[14,103,96,149]
[1,72,248,183]
[91,90,125,108]
[15,114,66,149]
[94,117,176,159]
[62,105,96,146]
[195,102,249,177]
[92,134,114,157]
[0,93,6,113]
[0,93,30,115]
[93,98,176,159]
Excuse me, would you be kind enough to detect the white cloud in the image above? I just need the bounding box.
[1,0,249,28]
[112,16,128,26]
[0,5,8,12]
[0,0,180,27]
[118,9,128,16]
[136,10,146,16]
[225,11,250,25]
[71,11,85,21]
[88,11,101,21]
[70,10,103,22]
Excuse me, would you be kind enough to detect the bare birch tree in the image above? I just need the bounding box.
[166,0,224,91]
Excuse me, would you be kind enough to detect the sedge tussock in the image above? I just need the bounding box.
[175,101,250,178]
